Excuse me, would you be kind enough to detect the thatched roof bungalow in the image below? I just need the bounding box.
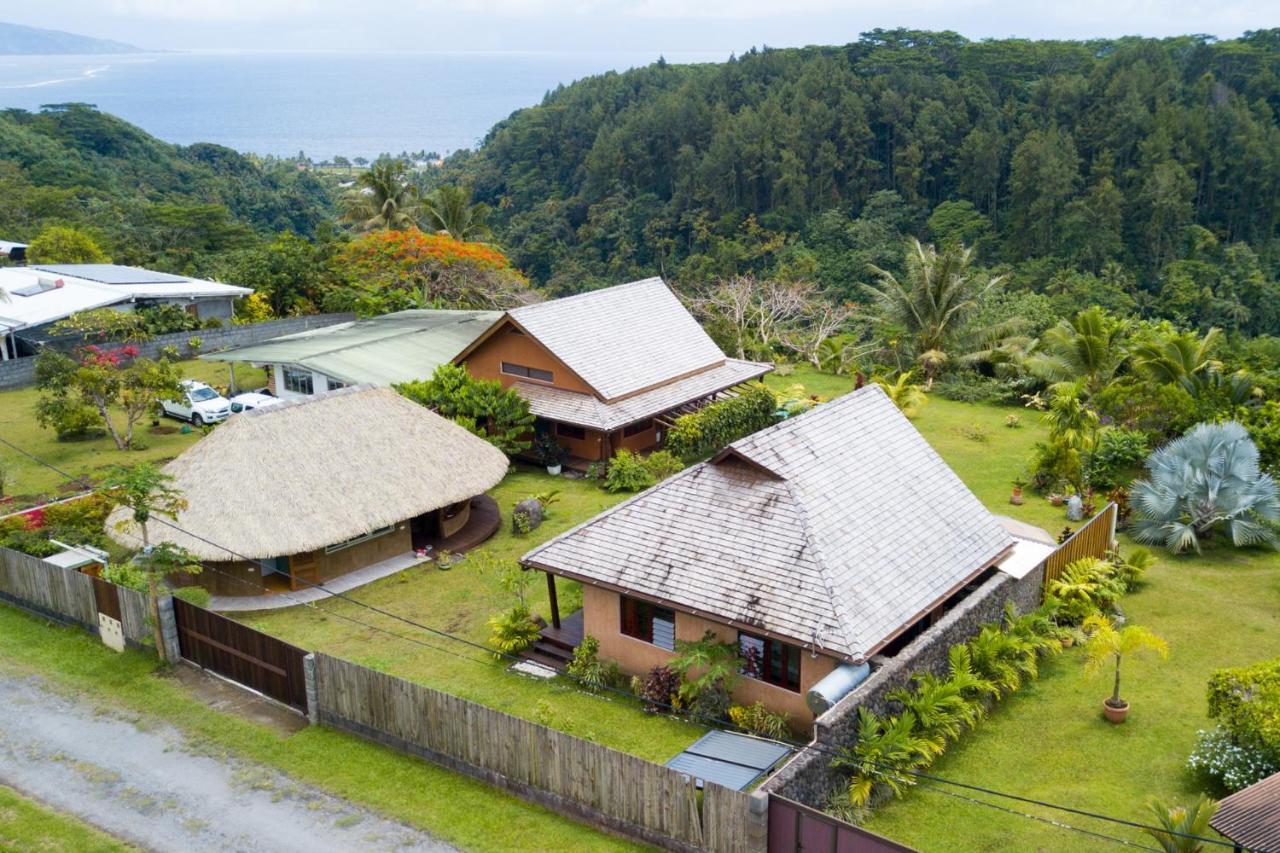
[107,385,509,597]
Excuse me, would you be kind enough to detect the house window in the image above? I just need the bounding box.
[324,524,394,554]
[620,596,675,650]
[556,423,586,441]
[501,362,553,383]
[739,632,802,692]
[323,375,346,391]
[623,419,654,438]
[282,366,313,395]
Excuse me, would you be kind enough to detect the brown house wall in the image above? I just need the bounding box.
[618,423,659,454]
[580,585,838,727]
[462,322,594,396]
[299,525,412,583]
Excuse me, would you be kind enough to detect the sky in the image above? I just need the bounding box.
[14,0,1280,55]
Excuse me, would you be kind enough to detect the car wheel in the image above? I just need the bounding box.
[191,413,204,427]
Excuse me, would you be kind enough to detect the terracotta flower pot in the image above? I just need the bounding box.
[1010,487,1024,505]
[1103,700,1130,724]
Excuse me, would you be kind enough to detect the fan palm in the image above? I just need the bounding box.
[1027,307,1130,396]
[1130,421,1280,553]
[421,184,492,241]
[862,239,1014,385]
[341,159,420,231]
[1082,613,1168,709]
[1142,795,1218,853]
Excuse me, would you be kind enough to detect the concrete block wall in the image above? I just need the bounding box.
[0,313,355,389]
[758,565,1045,808]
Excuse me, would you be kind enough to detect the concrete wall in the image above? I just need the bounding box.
[757,565,1045,808]
[0,313,355,389]
[581,585,839,726]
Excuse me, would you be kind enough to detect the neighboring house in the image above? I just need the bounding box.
[0,240,26,264]
[1210,771,1280,853]
[0,264,251,360]
[106,386,509,597]
[203,309,501,400]
[454,277,772,463]
[521,385,1052,723]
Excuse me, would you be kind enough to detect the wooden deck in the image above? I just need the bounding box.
[423,495,501,555]
[525,608,584,670]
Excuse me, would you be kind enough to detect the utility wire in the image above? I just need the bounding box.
[0,433,1234,849]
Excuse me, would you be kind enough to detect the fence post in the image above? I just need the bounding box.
[746,791,769,853]
[303,653,319,725]
[156,595,181,664]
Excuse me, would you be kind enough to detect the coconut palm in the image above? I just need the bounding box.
[873,370,927,418]
[1082,613,1168,712]
[862,239,1014,386]
[1132,327,1222,390]
[421,184,491,241]
[1130,421,1280,553]
[341,159,420,231]
[1142,795,1218,853]
[1027,307,1130,396]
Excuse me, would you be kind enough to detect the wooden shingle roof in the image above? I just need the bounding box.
[507,277,727,401]
[522,385,1014,660]
[1211,772,1280,852]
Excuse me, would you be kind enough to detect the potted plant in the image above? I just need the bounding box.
[536,433,566,476]
[1010,475,1028,506]
[1082,613,1168,724]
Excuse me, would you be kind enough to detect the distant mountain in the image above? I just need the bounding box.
[0,22,146,55]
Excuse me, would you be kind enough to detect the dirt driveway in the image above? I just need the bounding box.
[0,671,456,852]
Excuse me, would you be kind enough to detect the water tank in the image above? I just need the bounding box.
[806,662,872,716]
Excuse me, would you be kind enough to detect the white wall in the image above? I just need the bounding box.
[272,364,347,400]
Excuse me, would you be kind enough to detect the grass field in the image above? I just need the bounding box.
[0,783,134,853]
[0,357,265,502]
[0,604,639,853]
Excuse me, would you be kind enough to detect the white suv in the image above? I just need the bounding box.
[161,380,232,426]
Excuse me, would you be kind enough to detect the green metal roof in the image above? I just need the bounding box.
[203,310,502,386]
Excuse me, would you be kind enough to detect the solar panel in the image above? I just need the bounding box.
[31,264,190,285]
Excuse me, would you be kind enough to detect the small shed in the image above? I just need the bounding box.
[1210,771,1280,853]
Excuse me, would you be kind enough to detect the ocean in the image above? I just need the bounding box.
[0,50,724,159]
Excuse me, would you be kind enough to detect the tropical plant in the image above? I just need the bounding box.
[966,623,1039,696]
[664,385,778,460]
[1034,381,1101,492]
[487,605,541,657]
[1186,727,1280,793]
[1130,421,1280,553]
[397,363,535,456]
[1082,613,1169,711]
[944,644,1000,705]
[421,183,492,241]
[728,702,792,739]
[670,630,742,720]
[1046,557,1127,624]
[837,709,942,806]
[642,450,684,482]
[888,672,981,743]
[1027,307,1130,396]
[340,159,420,230]
[635,665,681,713]
[566,635,619,693]
[1142,796,1218,853]
[1109,547,1155,591]
[861,239,1013,385]
[1133,327,1223,389]
[873,370,927,418]
[1086,427,1149,490]
[1205,656,1280,767]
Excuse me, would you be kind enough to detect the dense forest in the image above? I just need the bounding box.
[0,104,332,271]
[447,29,1280,336]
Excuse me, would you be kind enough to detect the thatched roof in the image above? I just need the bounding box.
[107,385,509,561]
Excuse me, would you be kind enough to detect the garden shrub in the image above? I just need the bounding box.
[603,449,655,493]
[171,585,212,608]
[566,635,620,693]
[1206,657,1280,764]
[1238,400,1280,475]
[728,702,792,739]
[40,494,113,547]
[664,386,778,460]
[671,630,742,722]
[642,450,684,482]
[931,373,1028,405]
[486,605,541,657]
[397,364,535,456]
[103,562,148,592]
[1085,427,1149,489]
[635,665,680,713]
[1187,727,1280,792]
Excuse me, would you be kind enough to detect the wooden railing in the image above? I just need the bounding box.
[1042,502,1119,590]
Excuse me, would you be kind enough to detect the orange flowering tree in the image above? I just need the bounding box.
[330,229,536,315]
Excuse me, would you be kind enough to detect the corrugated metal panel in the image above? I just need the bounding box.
[665,730,793,791]
[1210,771,1280,852]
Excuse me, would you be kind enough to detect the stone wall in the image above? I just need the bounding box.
[758,565,1045,808]
[0,313,355,389]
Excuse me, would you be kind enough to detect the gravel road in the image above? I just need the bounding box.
[0,671,456,852]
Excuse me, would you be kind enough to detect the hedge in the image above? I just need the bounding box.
[664,385,778,460]
[1207,656,1280,761]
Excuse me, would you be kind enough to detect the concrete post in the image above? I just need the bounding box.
[746,790,770,852]
[303,653,319,725]
[156,595,181,664]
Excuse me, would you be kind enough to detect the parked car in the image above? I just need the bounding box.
[160,380,231,426]
[229,391,281,414]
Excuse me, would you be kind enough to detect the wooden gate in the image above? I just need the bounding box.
[1042,502,1119,592]
[90,575,125,651]
[767,796,917,852]
[171,597,309,712]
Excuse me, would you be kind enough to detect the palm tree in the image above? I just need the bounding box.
[861,239,1013,386]
[1132,327,1222,389]
[340,159,420,231]
[1142,796,1218,853]
[873,370,927,417]
[421,184,492,241]
[1130,421,1280,553]
[1027,307,1130,396]
[1082,613,1168,713]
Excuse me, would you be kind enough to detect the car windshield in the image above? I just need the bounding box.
[189,387,219,402]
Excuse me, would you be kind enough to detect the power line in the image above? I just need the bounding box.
[0,433,1233,849]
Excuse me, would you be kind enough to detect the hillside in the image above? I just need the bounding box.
[452,29,1280,335]
[0,104,333,270]
[0,22,144,55]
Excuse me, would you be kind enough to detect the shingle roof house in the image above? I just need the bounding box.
[454,277,771,461]
[521,385,1023,721]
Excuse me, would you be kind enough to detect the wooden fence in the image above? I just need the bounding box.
[1042,502,1119,589]
[314,653,762,852]
[0,546,150,646]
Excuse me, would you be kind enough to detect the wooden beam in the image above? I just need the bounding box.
[546,571,561,630]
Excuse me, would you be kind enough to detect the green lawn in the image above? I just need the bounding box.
[0,358,266,502]
[0,604,639,853]
[768,368,1279,852]
[0,784,134,852]
[242,466,706,762]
